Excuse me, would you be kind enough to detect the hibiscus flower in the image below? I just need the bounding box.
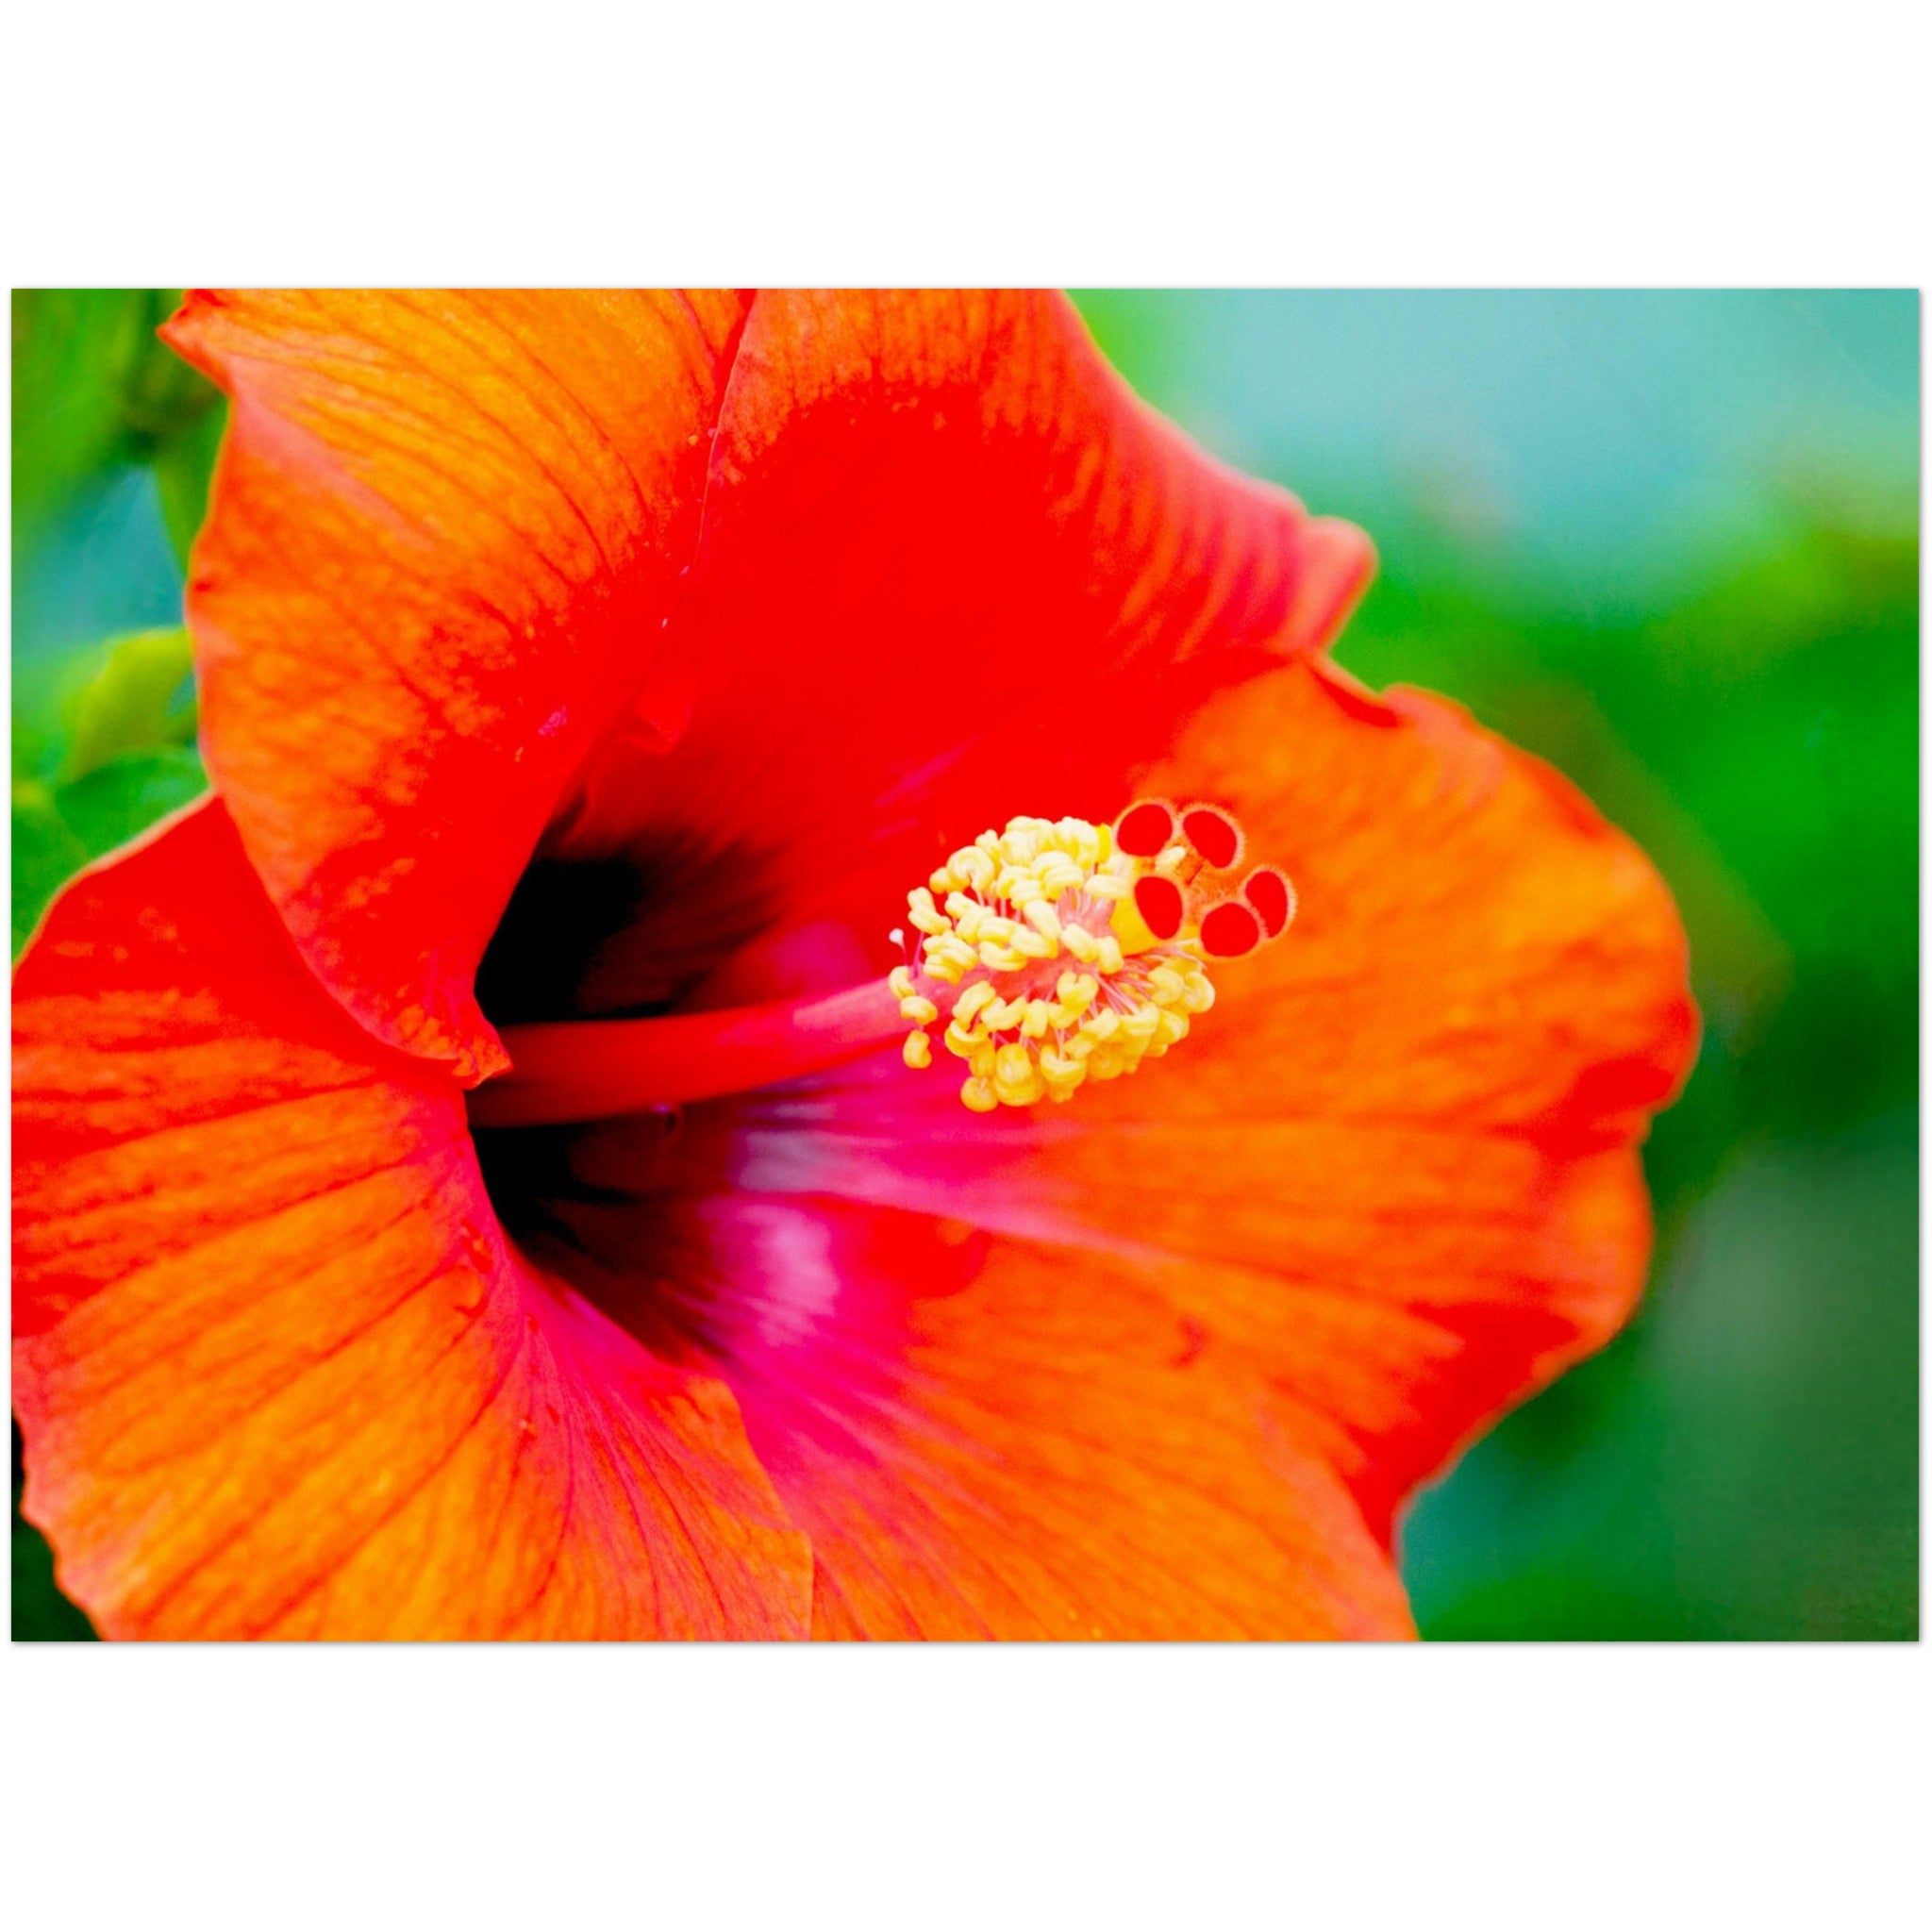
[10,290,1696,1639]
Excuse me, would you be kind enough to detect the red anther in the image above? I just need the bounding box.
[1114,799,1175,858]
[1133,873,1186,941]
[1179,805,1243,871]
[1198,899,1263,958]
[1241,865,1295,938]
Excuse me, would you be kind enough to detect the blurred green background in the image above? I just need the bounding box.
[11,290,1920,1640]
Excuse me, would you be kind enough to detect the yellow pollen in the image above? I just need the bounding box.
[890,808,1291,1112]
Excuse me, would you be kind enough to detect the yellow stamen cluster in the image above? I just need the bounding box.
[891,815,1217,1112]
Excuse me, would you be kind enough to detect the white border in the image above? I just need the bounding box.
[4,4,1928,284]
[6,2,1925,1922]
[6,1647,1927,1924]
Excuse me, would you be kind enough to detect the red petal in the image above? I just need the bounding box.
[162,291,751,1080]
[11,802,811,1639]
[534,291,1375,1009]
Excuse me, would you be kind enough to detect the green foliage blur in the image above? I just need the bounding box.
[10,291,1919,1640]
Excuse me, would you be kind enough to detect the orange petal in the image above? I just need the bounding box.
[529,290,1375,1011]
[760,1103,1657,1546]
[162,290,751,1080]
[12,801,811,1639]
[1137,658,1700,1151]
[577,1193,1412,1639]
[641,656,1693,1554]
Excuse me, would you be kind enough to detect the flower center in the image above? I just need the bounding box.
[889,805,1294,1111]
[467,801,1291,1129]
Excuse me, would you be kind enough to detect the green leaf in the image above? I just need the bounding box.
[12,1482,97,1641]
[10,781,90,958]
[11,290,154,537]
[60,625,196,781]
[12,289,221,552]
[154,396,227,566]
[10,657,73,788]
[10,749,207,958]
[56,746,207,858]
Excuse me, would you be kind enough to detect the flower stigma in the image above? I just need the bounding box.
[890,805,1296,1112]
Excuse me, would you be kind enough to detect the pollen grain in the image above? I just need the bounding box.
[891,807,1292,1111]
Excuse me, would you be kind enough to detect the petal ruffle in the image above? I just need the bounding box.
[163,290,751,1079]
[11,800,811,1639]
[529,289,1374,1015]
